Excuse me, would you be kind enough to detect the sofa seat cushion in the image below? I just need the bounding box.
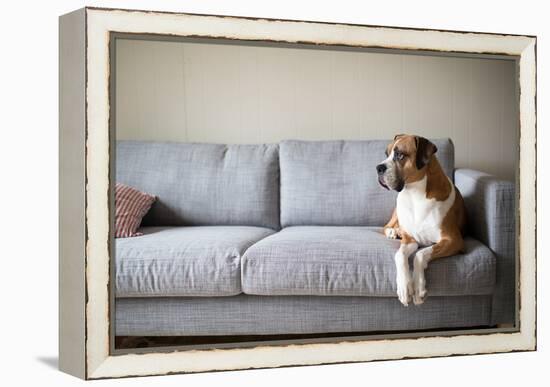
[242,226,496,297]
[116,226,275,297]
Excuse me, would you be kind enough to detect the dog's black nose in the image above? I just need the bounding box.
[376,164,387,175]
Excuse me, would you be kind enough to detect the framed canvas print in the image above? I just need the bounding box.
[59,7,537,380]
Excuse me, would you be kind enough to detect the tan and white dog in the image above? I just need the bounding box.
[376,134,466,306]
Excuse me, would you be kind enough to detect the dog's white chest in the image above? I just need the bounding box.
[396,176,455,246]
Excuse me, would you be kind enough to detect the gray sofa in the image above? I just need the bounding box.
[115,139,515,337]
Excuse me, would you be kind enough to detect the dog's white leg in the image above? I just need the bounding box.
[395,242,418,306]
[412,246,433,305]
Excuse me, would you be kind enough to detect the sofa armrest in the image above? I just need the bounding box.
[454,168,516,325]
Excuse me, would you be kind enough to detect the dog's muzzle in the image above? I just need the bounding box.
[376,164,389,190]
[376,162,404,192]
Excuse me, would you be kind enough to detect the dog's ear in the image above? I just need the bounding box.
[415,136,437,170]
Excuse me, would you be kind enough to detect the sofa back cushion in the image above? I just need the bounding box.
[116,141,280,229]
[280,139,454,227]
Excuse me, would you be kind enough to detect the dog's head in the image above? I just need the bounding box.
[376,134,437,192]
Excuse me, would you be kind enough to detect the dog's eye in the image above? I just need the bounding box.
[394,151,405,161]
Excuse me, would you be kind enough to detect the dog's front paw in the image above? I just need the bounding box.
[412,277,427,305]
[412,288,427,305]
[385,227,398,239]
[396,274,412,306]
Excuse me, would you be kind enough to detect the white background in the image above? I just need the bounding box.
[1,0,547,385]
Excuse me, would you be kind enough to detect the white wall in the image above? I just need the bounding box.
[116,38,518,180]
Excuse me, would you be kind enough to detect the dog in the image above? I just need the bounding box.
[376,134,466,306]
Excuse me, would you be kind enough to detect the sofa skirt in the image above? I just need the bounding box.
[115,294,492,336]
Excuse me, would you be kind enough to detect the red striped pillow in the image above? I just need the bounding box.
[115,183,156,238]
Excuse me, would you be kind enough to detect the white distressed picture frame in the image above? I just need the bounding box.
[59,7,536,380]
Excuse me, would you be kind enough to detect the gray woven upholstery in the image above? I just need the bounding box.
[116,226,275,297]
[455,169,516,325]
[242,226,495,297]
[115,294,492,336]
[116,141,280,229]
[279,139,454,227]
